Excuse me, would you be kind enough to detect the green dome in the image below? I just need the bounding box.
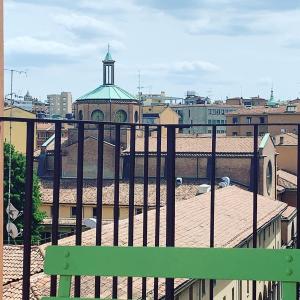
[77,84,137,102]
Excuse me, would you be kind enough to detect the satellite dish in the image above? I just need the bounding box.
[6,222,22,239]
[83,218,97,229]
[6,203,22,221]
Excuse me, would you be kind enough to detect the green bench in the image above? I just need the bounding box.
[42,246,300,299]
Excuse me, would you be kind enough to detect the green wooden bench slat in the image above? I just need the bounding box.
[57,276,71,297]
[282,282,297,299]
[44,246,300,283]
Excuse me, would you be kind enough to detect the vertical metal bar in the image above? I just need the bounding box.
[252,124,259,300]
[22,121,34,300]
[50,122,62,296]
[127,125,136,299]
[95,123,104,298]
[142,125,149,299]
[154,126,162,300]
[296,124,300,299]
[74,122,84,297]
[112,124,121,299]
[209,125,216,300]
[165,125,176,300]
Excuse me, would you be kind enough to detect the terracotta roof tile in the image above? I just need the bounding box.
[282,206,296,219]
[228,105,300,115]
[124,136,262,153]
[274,133,297,146]
[277,170,297,189]
[3,246,44,285]
[40,179,201,206]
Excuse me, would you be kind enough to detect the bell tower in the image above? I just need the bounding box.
[102,44,115,85]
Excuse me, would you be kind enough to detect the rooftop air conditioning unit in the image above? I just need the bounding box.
[176,177,183,185]
[197,184,211,195]
[219,177,230,188]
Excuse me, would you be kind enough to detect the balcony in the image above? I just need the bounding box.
[1,117,300,300]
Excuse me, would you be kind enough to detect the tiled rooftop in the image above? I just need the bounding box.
[277,170,297,189]
[124,136,263,154]
[40,179,201,206]
[281,205,296,219]
[274,133,297,146]
[227,104,300,115]
[3,246,44,285]
[4,186,286,299]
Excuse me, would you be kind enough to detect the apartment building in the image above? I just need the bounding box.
[172,104,239,134]
[47,92,72,118]
[226,103,300,136]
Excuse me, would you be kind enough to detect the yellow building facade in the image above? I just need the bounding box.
[3,107,37,153]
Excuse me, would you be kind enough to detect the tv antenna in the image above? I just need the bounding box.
[4,68,27,244]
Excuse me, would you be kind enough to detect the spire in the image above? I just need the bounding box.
[103,43,113,62]
[268,87,278,107]
[102,46,115,85]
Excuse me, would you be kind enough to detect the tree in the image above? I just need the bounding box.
[3,142,45,244]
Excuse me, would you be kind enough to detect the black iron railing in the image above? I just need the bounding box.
[1,117,300,300]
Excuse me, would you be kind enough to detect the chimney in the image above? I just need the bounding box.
[279,136,284,145]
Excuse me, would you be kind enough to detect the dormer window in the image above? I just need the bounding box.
[286,105,297,112]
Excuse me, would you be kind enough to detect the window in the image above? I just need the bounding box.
[91,109,104,122]
[266,160,272,195]
[208,120,212,124]
[232,287,235,300]
[217,120,220,124]
[135,208,143,215]
[93,207,97,218]
[115,110,127,122]
[232,117,238,124]
[246,116,252,124]
[78,110,83,120]
[247,281,249,293]
[233,132,238,136]
[260,117,265,124]
[134,111,139,123]
[71,207,77,217]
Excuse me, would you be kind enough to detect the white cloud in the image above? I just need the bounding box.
[5,36,125,59]
[78,0,142,14]
[145,60,220,76]
[52,13,122,39]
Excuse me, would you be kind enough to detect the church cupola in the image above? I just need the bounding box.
[102,45,115,85]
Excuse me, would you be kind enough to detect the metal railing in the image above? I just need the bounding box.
[1,117,300,300]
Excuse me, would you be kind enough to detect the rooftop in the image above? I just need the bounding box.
[40,179,202,206]
[3,246,44,285]
[4,186,286,299]
[274,133,297,146]
[77,84,137,102]
[124,135,266,154]
[277,170,297,190]
[228,104,300,115]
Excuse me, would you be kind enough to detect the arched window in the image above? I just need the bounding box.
[134,111,139,123]
[78,110,83,120]
[115,109,127,122]
[266,161,272,195]
[91,109,104,122]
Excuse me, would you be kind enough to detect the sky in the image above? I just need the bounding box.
[4,0,300,101]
